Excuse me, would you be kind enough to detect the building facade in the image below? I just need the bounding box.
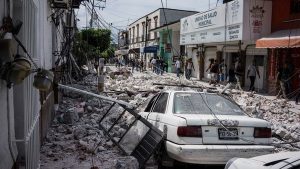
[256,0,300,95]
[128,8,197,68]
[180,0,272,91]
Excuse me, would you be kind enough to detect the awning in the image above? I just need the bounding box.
[144,46,158,53]
[115,49,129,56]
[256,29,300,48]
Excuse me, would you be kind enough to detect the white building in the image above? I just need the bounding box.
[128,8,197,67]
[0,0,78,168]
[180,0,272,91]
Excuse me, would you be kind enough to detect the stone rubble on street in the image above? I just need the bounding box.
[40,67,300,169]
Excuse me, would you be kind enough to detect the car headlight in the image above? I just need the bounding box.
[225,157,238,169]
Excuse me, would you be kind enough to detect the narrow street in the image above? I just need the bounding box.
[40,66,300,169]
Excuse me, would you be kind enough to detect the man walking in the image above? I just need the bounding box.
[175,59,181,78]
[247,60,260,91]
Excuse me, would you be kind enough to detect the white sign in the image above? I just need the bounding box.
[180,0,271,45]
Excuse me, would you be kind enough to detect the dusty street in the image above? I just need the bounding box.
[40,66,300,169]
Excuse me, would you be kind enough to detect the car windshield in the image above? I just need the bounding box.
[173,92,245,115]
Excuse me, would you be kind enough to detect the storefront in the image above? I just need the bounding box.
[256,29,300,95]
[180,0,272,91]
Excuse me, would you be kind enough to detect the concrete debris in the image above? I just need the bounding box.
[112,156,139,169]
[41,67,300,169]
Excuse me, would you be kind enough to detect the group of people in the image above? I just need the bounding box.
[130,59,144,72]
[150,57,168,75]
[206,58,261,92]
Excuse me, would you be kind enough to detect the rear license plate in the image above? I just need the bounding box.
[218,128,239,140]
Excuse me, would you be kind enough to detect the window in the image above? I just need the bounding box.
[291,0,300,14]
[142,22,145,41]
[152,93,169,113]
[136,24,139,41]
[154,16,158,28]
[145,94,159,112]
[132,27,135,43]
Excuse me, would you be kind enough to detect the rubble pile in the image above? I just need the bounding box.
[40,94,139,169]
[232,92,300,151]
[41,68,300,168]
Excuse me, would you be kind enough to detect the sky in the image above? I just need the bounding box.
[76,0,219,41]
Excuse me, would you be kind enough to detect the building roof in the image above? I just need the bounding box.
[128,8,198,26]
[150,20,181,32]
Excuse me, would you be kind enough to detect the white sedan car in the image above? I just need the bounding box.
[225,151,300,169]
[139,91,274,167]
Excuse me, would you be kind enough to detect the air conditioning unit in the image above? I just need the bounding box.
[51,0,68,9]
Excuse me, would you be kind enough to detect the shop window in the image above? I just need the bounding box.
[290,0,300,14]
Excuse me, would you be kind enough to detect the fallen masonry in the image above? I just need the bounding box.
[41,69,300,169]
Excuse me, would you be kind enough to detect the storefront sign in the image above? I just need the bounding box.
[180,0,272,45]
[144,46,158,53]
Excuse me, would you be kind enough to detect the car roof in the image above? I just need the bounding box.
[251,151,300,164]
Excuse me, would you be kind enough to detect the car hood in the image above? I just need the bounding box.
[173,114,270,127]
[250,151,300,164]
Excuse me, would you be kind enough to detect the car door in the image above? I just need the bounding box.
[147,93,169,132]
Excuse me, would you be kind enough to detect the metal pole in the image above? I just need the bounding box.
[209,0,211,9]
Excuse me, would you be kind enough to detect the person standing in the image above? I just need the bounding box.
[160,59,164,75]
[247,60,260,91]
[234,57,243,90]
[151,58,156,73]
[140,60,144,72]
[219,59,227,83]
[186,59,195,80]
[208,59,219,85]
[131,59,135,73]
[277,62,290,99]
[175,59,181,78]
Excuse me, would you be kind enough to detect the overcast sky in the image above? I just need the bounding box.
[76,0,219,40]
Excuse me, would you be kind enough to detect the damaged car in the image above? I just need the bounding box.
[139,91,274,167]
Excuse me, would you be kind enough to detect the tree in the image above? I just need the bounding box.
[72,28,111,66]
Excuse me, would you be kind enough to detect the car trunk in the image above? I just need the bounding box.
[174,114,269,145]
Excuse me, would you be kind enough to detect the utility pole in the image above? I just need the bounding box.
[89,0,106,28]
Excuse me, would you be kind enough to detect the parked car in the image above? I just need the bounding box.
[139,91,274,167]
[225,151,300,169]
